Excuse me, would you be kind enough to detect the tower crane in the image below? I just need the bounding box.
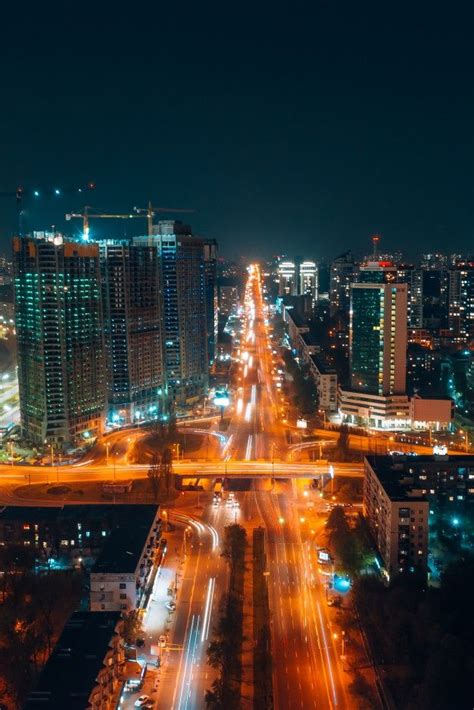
[65,206,144,241]
[65,202,194,240]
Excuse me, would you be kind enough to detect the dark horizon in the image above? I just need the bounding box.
[0,3,472,260]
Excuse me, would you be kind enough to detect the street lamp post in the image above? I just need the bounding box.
[460,429,469,453]
[105,441,110,465]
[333,631,346,659]
[183,526,191,557]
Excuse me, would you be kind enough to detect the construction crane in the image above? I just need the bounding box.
[66,202,194,240]
[0,182,95,236]
[65,206,144,241]
[133,201,194,237]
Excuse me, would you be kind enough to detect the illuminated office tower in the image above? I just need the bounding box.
[339,281,409,428]
[13,233,105,447]
[100,241,165,425]
[350,282,407,395]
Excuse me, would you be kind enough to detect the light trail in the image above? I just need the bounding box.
[177,614,201,710]
[201,577,216,643]
[236,397,243,415]
[251,384,257,406]
[207,523,219,550]
[173,511,219,550]
[244,402,252,422]
[222,433,234,453]
[245,434,253,460]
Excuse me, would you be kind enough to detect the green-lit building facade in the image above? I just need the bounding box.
[350,282,407,396]
[13,234,105,447]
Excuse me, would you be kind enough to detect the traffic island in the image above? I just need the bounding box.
[252,527,273,710]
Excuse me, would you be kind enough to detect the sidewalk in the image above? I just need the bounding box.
[119,527,184,710]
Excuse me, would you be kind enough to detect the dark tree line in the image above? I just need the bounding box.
[206,524,247,709]
[353,557,474,710]
[282,350,318,418]
[0,546,82,706]
[147,417,177,501]
[326,506,374,577]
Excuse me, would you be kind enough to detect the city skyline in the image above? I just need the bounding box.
[1,4,474,709]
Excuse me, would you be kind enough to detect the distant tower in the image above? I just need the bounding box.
[372,234,380,258]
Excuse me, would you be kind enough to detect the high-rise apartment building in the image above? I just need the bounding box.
[397,265,423,328]
[329,250,356,316]
[218,283,240,318]
[134,221,209,404]
[100,241,165,425]
[203,239,218,366]
[13,233,105,447]
[277,260,297,296]
[299,260,318,305]
[448,261,474,344]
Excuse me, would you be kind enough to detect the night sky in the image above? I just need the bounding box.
[0,2,472,260]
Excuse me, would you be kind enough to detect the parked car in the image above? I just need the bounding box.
[134,695,150,707]
[166,601,176,611]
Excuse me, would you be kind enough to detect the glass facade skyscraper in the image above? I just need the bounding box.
[350,282,407,396]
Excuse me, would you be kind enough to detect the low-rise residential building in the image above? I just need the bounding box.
[282,304,309,347]
[364,454,474,583]
[0,504,156,562]
[24,611,124,710]
[90,506,161,612]
[308,355,337,412]
[364,455,429,582]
